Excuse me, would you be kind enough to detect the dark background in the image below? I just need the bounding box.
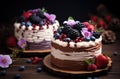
[0,0,120,53]
[0,0,119,24]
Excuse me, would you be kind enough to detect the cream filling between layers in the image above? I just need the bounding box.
[51,47,102,61]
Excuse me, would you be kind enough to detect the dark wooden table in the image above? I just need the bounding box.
[0,40,120,79]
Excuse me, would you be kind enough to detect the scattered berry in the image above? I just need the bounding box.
[31,57,42,64]
[18,65,25,71]
[14,74,21,79]
[0,70,7,76]
[36,67,42,72]
[87,77,92,79]
[113,51,118,56]
[93,77,98,79]
[26,59,32,63]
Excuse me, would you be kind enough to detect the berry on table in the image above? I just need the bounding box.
[14,74,21,79]
[87,77,92,79]
[0,70,7,76]
[113,51,118,56]
[36,67,42,72]
[18,65,25,71]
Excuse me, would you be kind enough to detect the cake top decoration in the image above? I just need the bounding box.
[54,17,101,42]
[17,8,56,26]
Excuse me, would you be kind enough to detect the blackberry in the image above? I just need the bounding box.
[93,32,101,38]
[29,15,41,24]
[62,25,72,34]
[36,10,45,19]
[72,23,85,31]
[17,16,25,22]
[67,29,80,39]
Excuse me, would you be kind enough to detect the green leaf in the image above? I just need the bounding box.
[42,7,47,12]
[68,16,74,20]
[84,59,90,66]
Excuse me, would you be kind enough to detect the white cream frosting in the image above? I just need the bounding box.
[14,20,59,43]
[52,36,102,48]
[51,47,102,61]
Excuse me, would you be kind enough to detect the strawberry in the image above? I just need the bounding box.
[6,36,17,47]
[87,64,97,71]
[23,12,32,20]
[85,59,97,71]
[98,19,105,26]
[105,15,112,22]
[31,57,42,64]
[95,54,109,69]
[87,24,95,31]
[83,22,90,27]
[91,15,98,22]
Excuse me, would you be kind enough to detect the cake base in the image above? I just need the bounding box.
[43,54,112,77]
[9,48,51,57]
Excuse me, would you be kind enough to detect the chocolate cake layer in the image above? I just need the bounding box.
[51,55,95,71]
[51,41,102,52]
[26,40,51,50]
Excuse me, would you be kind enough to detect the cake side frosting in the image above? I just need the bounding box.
[14,20,59,43]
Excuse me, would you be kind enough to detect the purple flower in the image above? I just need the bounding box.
[44,12,56,22]
[17,39,27,49]
[28,8,40,13]
[81,28,92,39]
[63,20,79,26]
[0,55,12,68]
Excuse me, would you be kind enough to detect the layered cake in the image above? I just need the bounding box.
[51,18,108,71]
[14,8,59,50]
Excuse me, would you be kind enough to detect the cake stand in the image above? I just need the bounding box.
[43,54,112,78]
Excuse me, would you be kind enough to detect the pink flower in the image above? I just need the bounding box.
[63,20,79,26]
[0,55,12,68]
[44,12,56,22]
[81,28,92,39]
[17,39,27,49]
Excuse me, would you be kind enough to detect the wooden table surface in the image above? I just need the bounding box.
[0,40,120,79]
